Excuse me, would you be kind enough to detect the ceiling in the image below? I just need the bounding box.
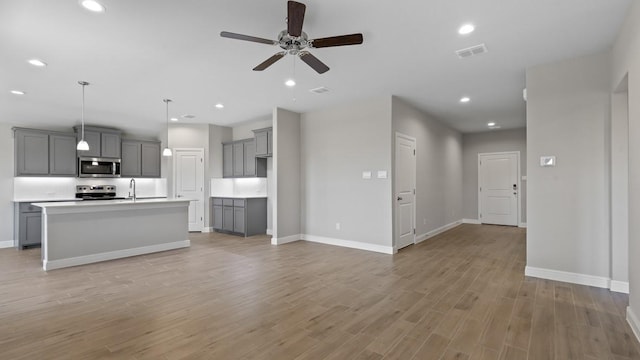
[0,0,631,136]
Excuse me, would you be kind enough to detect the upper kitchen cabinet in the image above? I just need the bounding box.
[222,139,266,178]
[253,127,272,157]
[223,143,233,178]
[14,128,77,176]
[121,139,161,178]
[73,126,122,158]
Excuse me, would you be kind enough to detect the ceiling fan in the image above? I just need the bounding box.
[220,1,363,74]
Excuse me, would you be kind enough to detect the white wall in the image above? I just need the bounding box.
[526,51,611,282]
[232,116,272,141]
[462,128,527,223]
[392,97,463,241]
[611,89,629,288]
[209,124,232,179]
[612,0,640,334]
[300,97,393,249]
[0,124,15,247]
[273,108,301,243]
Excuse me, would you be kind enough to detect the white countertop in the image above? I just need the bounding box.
[32,198,191,208]
[210,195,267,199]
[15,196,168,203]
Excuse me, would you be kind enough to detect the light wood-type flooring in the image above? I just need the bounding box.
[0,224,638,359]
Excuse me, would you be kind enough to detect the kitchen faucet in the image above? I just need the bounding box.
[129,178,136,201]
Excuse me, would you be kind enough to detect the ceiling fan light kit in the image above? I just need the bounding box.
[220,1,363,74]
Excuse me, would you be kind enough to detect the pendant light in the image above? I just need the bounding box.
[162,99,172,157]
[77,81,90,151]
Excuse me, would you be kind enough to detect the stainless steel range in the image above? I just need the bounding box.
[75,185,125,200]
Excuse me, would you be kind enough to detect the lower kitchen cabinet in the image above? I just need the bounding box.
[14,203,42,249]
[211,197,267,236]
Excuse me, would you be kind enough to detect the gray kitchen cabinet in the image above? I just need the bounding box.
[232,142,244,177]
[78,130,101,157]
[101,132,121,158]
[222,139,267,178]
[121,139,161,178]
[74,126,122,158]
[49,133,77,176]
[223,143,233,178]
[253,127,272,157]
[15,203,42,249]
[211,197,267,236]
[15,128,77,176]
[243,139,256,176]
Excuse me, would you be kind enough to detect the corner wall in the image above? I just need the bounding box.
[0,124,15,247]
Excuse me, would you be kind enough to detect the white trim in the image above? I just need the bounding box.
[518,222,527,228]
[525,266,610,289]
[302,234,394,254]
[202,227,212,233]
[610,280,630,294]
[627,306,640,344]
[43,240,190,271]
[478,151,521,226]
[271,234,301,245]
[266,228,273,236]
[0,240,14,249]
[462,218,481,225]
[416,221,462,243]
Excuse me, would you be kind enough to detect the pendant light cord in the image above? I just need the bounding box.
[81,83,85,140]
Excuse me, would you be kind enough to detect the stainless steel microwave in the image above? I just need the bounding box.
[78,157,121,178]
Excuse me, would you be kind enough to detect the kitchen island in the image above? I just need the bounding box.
[32,198,191,271]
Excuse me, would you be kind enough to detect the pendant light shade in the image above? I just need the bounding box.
[163,99,172,157]
[77,81,91,151]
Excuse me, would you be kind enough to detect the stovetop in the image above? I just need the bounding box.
[75,185,124,201]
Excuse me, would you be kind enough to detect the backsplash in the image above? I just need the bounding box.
[210,178,267,197]
[13,177,167,201]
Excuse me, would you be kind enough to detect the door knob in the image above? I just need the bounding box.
[513,192,517,195]
[397,196,403,201]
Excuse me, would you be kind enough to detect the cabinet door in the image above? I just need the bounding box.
[141,142,160,177]
[243,140,256,176]
[223,206,234,231]
[15,130,49,175]
[267,129,273,156]
[255,131,268,157]
[233,206,245,234]
[212,204,223,230]
[101,133,121,158]
[19,212,42,247]
[78,130,101,157]
[233,142,244,177]
[121,141,141,177]
[223,143,233,178]
[49,134,77,176]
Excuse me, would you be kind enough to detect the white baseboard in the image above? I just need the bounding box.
[0,240,14,249]
[302,234,394,254]
[416,220,462,244]
[462,218,481,225]
[611,280,630,294]
[202,227,212,233]
[525,266,610,289]
[628,306,640,344]
[266,228,273,236]
[43,240,191,271]
[519,222,527,228]
[271,234,301,245]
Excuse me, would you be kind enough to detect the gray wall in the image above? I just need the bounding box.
[392,97,463,241]
[526,51,611,278]
[273,108,301,240]
[232,116,271,141]
[209,125,232,179]
[612,0,640,321]
[462,128,527,222]
[300,97,393,246]
[0,124,15,246]
[611,91,629,285]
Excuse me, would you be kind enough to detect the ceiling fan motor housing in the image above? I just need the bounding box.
[278,30,309,55]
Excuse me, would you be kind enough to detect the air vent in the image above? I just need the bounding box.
[455,43,488,59]
[309,86,330,94]
[181,114,196,119]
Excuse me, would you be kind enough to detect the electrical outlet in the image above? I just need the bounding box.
[336,222,341,230]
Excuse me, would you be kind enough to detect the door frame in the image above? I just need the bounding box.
[477,151,521,226]
[394,132,417,252]
[173,148,205,232]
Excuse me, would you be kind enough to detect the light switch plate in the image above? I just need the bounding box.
[377,170,388,179]
[362,171,372,179]
[540,156,556,167]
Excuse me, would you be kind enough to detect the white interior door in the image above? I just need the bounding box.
[479,152,519,226]
[175,149,205,232]
[395,133,416,250]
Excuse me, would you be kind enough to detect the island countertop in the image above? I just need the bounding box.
[32,198,191,212]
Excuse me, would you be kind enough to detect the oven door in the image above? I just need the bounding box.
[78,158,121,178]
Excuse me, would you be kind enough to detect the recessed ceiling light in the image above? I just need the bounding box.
[170,117,179,122]
[285,79,296,87]
[215,103,224,109]
[10,90,25,95]
[80,0,106,13]
[27,59,47,67]
[487,122,496,127]
[458,24,475,35]
[459,96,470,103]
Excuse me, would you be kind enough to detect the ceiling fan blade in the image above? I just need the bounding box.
[310,33,364,48]
[287,1,306,37]
[253,52,287,71]
[220,31,276,45]
[299,51,329,74]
